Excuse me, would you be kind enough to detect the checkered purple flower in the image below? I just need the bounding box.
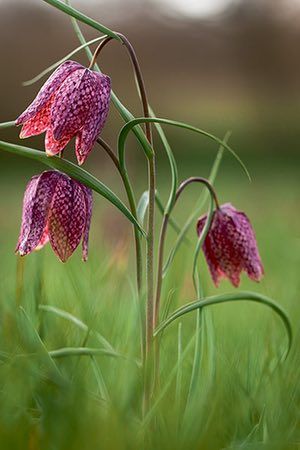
[197,203,264,287]
[16,60,111,165]
[16,171,93,262]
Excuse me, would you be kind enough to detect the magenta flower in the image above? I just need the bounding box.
[197,203,264,287]
[16,171,93,262]
[16,60,111,165]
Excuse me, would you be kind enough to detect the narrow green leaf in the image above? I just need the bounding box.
[0,140,145,236]
[49,347,140,367]
[39,304,116,353]
[175,321,183,425]
[154,291,292,361]
[141,334,196,431]
[23,36,106,86]
[118,118,249,180]
[0,121,15,129]
[49,347,120,359]
[137,191,149,226]
[39,304,87,331]
[42,0,121,40]
[18,307,64,384]
[149,107,178,213]
[91,356,110,401]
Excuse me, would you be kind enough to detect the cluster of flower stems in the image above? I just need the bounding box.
[90,34,219,402]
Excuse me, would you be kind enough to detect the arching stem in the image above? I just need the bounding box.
[92,34,155,410]
[154,177,220,327]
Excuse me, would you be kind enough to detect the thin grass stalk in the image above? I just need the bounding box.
[16,256,25,307]
[97,137,143,297]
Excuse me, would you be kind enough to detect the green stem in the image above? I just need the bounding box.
[90,31,155,400]
[143,154,156,415]
[97,138,143,294]
[154,177,219,327]
[146,155,156,354]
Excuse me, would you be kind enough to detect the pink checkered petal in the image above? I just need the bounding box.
[232,210,264,282]
[75,73,111,165]
[45,128,73,156]
[35,224,49,250]
[16,61,83,125]
[197,203,264,287]
[197,214,224,287]
[80,185,93,261]
[48,176,87,262]
[16,171,60,256]
[213,211,243,285]
[19,97,53,139]
[51,69,97,141]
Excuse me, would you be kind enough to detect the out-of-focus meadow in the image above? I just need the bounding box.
[0,0,300,449]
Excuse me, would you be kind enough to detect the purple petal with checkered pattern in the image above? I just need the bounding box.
[197,203,264,287]
[16,171,93,262]
[16,171,60,256]
[51,69,93,141]
[48,175,87,262]
[16,61,83,125]
[16,61,111,164]
[81,185,93,261]
[75,72,111,165]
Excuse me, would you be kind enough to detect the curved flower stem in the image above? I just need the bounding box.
[152,177,219,396]
[154,177,220,327]
[90,34,152,144]
[91,31,155,411]
[97,138,143,294]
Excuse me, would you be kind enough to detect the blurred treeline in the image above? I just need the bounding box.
[1,0,300,172]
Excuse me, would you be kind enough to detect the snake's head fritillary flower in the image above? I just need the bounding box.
[16,171,93,262]
[197,203,264,287]
[16,60,111,165]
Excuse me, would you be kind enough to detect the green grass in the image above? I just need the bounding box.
[0,164,299,450]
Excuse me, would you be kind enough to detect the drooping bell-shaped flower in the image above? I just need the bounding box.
[16,170,93,262]
[197,203,264,287]
[16,60,111,165]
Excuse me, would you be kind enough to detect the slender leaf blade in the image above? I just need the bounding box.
[154,291,292,360]
[0,140,145,235]
[42,0,121,40]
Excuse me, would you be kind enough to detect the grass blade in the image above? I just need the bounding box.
[0,121,16,129]
[18,307,64,384]
[154,291,292,361]
[39,304,116,353]
[42,0,121,40]
[23,36,106,86]
[149,107,178,213]
[49,347,120,359]
[137,190,149,226]
[118,119,249,179]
